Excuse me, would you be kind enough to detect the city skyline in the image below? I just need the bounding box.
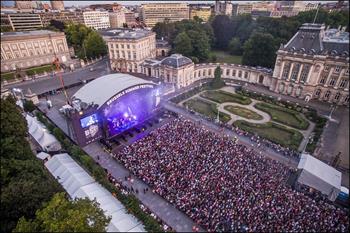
[2,0,338,7]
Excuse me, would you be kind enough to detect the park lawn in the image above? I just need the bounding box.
[210,50,242,64]
[224,105,263,120]
[184,98,231,123]
[200,90,252,105]
[233,120,303,150]
[254,102,309,130]
[0,72,15,81]
[1,64,55,82]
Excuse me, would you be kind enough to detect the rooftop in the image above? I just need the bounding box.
[1,30,61,38]
[99,28,154,40]
[161,54,193,68]
[282,23,349,57]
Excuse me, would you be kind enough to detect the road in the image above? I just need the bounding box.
[3,58,110,95]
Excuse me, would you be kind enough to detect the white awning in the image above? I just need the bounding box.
[36,152,50,160]
[297,154,342,201]
[45,153,145,232]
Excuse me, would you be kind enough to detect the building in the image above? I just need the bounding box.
[276,1,305,12]
[270,23,349,105]
[232,3,253,16]
[15,1,33,10]
[99,28,156,72]
[215,0,232,16]
[124,11,137,27]
[270,10,299,18]
[304,3,319,12]
[156,39,171,57]
[109,11,125,28]
[251,10,272,19]
[71,73,160,145]
[83,11,110,30]
[1,13,13,31]
[252,1,275,11]
[189,4,212,22]
[140,3,189,27]
[2,13,43,31]
[50,0,64,11]
[39,11,84,27]
[1,30,71,72]
[89,3,122,12]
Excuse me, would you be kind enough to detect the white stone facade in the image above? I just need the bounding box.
[83,11,110,30]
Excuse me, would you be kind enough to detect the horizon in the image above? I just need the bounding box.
[2,0,338,7]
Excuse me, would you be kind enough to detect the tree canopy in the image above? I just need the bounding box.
[173,31,193,57]
[14,193,111,232]
[64,23,106,60]
[0,96,62,233]
[210,66,225,89]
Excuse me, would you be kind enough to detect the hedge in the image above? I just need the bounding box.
[34,111,165,232]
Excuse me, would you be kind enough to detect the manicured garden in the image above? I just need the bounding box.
[1,64,55,82]
[224,105,263,120]
[184,98,231,123]
[200,90,252,105]
[233,120,304,150]
[254,102,309,130]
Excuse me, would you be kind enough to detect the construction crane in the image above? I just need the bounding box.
[53,57,70,105]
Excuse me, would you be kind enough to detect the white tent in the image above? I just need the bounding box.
[45,154,145,232]
[297,154,342,201]
[36,152,50,160]
[26,114,61,152]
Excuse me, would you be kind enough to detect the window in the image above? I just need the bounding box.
[198,71,201,77]
[319,75,327,84]
[282,63,291,79]
[334,92,341,100]
[329,77,337,86]
[324,90,331,99]
[291,63,300,81]
[339,79,348,88]
[116,44,119,49]
[334,66,341,73]
[244,72,248,79]
[300,64,310,82]
[203,70,206,76]
[232,70,236,77]
[127,44,130,49]
[345,95,349,103]
[238,71,242,78]
[194,72,197,78]
[208,69,212,76]
[346,68,349,75]
[324,65,330,71]
[226,69,229,76]
[121,44,124,49]
[314,89,321,96]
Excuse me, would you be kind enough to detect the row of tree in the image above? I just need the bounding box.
[153,9,348,68]
[0,97,110,232]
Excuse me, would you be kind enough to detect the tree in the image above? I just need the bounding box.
[187,30,210,61]
[242,32,278,68]
[211,15,234,49]
[49,20,65,32]
[173,32,193,57]
[210,66,225,89]
[83,31,107,59]
[228,37,243,55]
[14,193,111,232]
[23,100,36,113]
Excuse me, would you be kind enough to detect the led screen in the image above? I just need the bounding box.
[102,86,157,138]
[80,114,99,128]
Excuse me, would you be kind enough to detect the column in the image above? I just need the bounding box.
[278,61,285,79]
[334,69,345,88]
[287,62,294,81]
[296,64,304,83]
[305,65,313,84]
[324,67,334,87]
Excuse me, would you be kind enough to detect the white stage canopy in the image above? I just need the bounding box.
[297,154,342,201]
[45,153,145,232]
[26,114,61,152]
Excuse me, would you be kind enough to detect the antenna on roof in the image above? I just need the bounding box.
[312,3,321,24]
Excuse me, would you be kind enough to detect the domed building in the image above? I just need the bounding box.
[141,54,194,88]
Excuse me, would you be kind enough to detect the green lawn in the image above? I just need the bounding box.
[200,90,252,105]
[1,64,55,82]
[224,105,263,120]
[210,50,242,64]
[234,120,304,150]
[184,98,231,123]
[254,102,309,130]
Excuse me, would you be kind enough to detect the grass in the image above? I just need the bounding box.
[254,102,309,130]
[184,98,231,123]
[200,90,252,105]
[1,64,55,81]
[234,120,304,150]
[210,49,242,64]
[224,105,263,120]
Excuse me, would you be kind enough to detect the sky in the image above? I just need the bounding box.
[2,0,338,7]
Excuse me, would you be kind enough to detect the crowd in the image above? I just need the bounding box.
[113,118,348,232]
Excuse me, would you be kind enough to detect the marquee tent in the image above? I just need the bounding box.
[45,153,145,232]
[26,114,61,152]
[297,153,342,201]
